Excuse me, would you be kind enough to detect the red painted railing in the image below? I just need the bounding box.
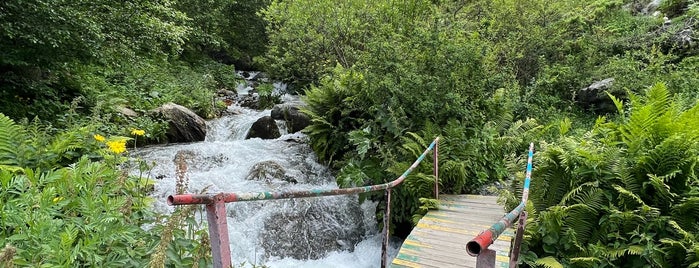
[466,143,534,267]
[168,137,440,268]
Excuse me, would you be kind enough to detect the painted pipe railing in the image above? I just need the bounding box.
[466,143,534,267]
[168,137,440,268]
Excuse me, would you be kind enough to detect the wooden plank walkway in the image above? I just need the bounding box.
[391,195,514,268]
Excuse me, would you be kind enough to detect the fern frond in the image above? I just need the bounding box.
[400,132,427,158]
[687,244,699,268]
[660,238,687,250]
[440,160,467,193]
[563,204,598,245]
[534,256,563,268]
[0,113,25,167]
[613,184,646,208]
[570,257,601,267]
[599,245,644,259]
[645,82,672,116]
[559,181,599,206]
[671,197,699,232]
[403,173,435,197]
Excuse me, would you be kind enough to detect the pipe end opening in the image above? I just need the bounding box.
[466,241,481,257]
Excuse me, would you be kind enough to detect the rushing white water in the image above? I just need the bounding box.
[136,83,399,267]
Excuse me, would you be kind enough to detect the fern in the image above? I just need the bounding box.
[561,203,599,247]
[534,256,563,268]
[598,245,645,259]
[0,113,25,169]
[521,83,699,267]
[671,197,699,232]
[570,257,601,267]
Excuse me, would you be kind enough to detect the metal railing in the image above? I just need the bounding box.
[466,143,534,267]
[168,137,440,268]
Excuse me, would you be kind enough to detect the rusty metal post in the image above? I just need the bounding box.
[434,137,439,199]
[509,211,528,267]
[207,193,232,268]
[381,188,392,268]
[476,248,496,268]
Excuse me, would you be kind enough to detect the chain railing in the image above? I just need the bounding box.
[466,143,534,267]
[168,137,440,268]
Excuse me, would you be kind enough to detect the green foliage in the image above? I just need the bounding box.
[256,83,282,109]
[0,114,26,171]
[302,66,369,165]
[518,83,699,267]
[261,0,430,89]
[0,0,191,120]
[175,0,272,69]
[0,114,211,267]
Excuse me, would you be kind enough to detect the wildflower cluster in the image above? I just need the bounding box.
[92,128,144,155]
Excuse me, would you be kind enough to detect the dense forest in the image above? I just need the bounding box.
[1,0,698,267]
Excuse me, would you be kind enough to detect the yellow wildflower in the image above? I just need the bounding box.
[93,134,106,142]
[106,139,127,154]
[53,196,64,203]
[131,128,145,136]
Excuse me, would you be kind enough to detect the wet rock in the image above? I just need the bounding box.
[238,93,260,109]
[271,104,311,133]
[249,72,269,82]
[259,197,365,259]
[625,0,661,15]
[117,106,138,118]
[575,78,620,114]
[672,19,697,50]
[150,103,207,143]
[246,161,286,182]
[245,116,280,139]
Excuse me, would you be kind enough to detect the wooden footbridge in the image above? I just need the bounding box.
[168,138,533,268]
[391,195,516,268]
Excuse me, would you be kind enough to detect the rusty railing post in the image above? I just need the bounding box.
[381,188,392,268]
[434,137,439,199]
[207,193,232,268]
[468,143,534,262]
[509,211,528,267]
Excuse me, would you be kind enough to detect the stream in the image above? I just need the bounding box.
[135,79,400,267]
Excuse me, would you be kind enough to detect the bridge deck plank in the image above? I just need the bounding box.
[390,195,513,268]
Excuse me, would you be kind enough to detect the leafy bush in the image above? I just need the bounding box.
[0,113,211,267]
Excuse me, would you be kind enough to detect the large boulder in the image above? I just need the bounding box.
[150,103,207,143]
[271,104,311,133]
[575,78,619,114]
[259,197,365,259]
[245,116,280,139]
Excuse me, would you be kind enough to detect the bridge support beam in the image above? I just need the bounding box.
[381,188,392,268]
[509,211,528,267]
[207,193,232,268]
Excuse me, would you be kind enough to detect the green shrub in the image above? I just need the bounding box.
[0,113,211,267]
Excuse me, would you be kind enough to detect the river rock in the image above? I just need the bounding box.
[259,197,365,259]
[575,78,619,113]
[245,116,280,139]
[271,104,311,133]
[246,160,298,183]
[672,20,696,51]
[238,93,260,109]
[150,103,207,143]
[117,106,138,118]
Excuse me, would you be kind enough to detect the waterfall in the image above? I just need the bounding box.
[136,84,399,267]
